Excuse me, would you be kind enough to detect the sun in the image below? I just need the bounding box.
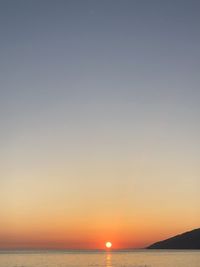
[105,241,112,248]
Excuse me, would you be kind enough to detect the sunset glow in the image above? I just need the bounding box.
[105,242,112,248]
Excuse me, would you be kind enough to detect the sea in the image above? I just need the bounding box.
[0,250,199,267]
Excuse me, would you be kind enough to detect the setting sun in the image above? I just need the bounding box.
[105,242,112,248]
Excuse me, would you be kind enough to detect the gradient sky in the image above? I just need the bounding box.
[0,0,200,249]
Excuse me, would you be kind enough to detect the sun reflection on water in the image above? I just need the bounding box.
[106,253,112,267]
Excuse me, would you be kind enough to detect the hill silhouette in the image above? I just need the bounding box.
[147,228,200,249]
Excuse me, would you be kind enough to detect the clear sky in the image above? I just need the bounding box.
[0,0,200,249]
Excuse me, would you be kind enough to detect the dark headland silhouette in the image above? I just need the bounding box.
[147,228,200,249]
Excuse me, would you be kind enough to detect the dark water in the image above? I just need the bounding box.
[0,250,199,267]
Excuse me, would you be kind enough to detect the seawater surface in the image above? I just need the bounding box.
[0,250,199,267]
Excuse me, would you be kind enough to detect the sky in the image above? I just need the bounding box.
[0,0,200,249]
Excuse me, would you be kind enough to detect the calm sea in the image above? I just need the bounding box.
[0,250,199,267]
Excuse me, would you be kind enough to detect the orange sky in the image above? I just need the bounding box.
[1,160,199,249]
[1,143,199,249]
